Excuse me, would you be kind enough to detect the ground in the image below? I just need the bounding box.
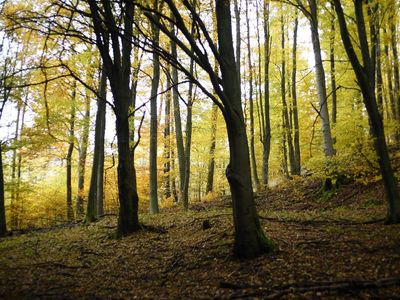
[0,178,399,299]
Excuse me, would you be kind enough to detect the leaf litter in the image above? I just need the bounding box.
[0,178,399,299]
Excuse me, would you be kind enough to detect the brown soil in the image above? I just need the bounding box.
[0,178,399,299]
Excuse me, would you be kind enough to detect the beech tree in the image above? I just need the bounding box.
[87,0,140,235]
[142,0,274,258]
[333,0,400,223]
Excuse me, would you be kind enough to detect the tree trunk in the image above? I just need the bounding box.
[170,13,186,204]
[0,144,7,236]
[66,81,76,222]
[216,0,274,258]
[329,4,337,142]
[262,0,272,186]
[246,0,260,190]
[280,13,296,176]
[233,0,241,93]
[86,67,106,223]
[163,71,172,199]
[206,104,218,194]
[88,0,140,235]
[149,1,161,214]
[76,87,91,218]
[308,0,335,157]
[292,14,301,175]
[333,0,400,224]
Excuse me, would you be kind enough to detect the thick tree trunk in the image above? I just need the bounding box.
[86,67,106,223]
[333,0,400,224]
[0,144,7,236]
[216,0,274,258]
[262,0,271,186]
[115,88,140,235]
[308,0,335,157]
[292,15,301,175]
[149,4,161,214]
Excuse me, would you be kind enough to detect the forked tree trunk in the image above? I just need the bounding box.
[216,0,274,258]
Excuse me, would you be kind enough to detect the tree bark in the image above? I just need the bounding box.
[88,0,140,234]
[76,85,91,218]
[246,0,260,190]
[292,14,301,175]
[216,0,274,258]
[333,0,400,224]
[306,0,335,156]
[86,67,106,223]
[262,0,272,186]
[66,81,76,222]
[329,3,337,142]
[170,13,186,204]
[206,104,218,194]
[149,0,161,214]
[280,13,296,176]
[163,69,172,199]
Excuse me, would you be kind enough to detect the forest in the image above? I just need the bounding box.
[0,0,400,298]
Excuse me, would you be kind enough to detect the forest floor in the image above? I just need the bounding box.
[0,178,400,299]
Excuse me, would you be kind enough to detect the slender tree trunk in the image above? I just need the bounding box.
[308,0,335,157]
[15,101,26,228]
[292,14,301,175]
[76,88,91,218]
[333,0,400,224]
[149,1,161,214]
[383,27,396,121]
[280,13,296,176]
[216,0,274,258]
[206,1,219,195]
[10,104,21,229]
[330,4,338,141]
[170,13,186,203]
[246,0,260,190]
[206,104,218,194]
[163,72,172,199]
[66,81,76,222]
[0,144,7,236]
[262,0,272,186]
[86,67,107,223]
[233,0,241,92]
